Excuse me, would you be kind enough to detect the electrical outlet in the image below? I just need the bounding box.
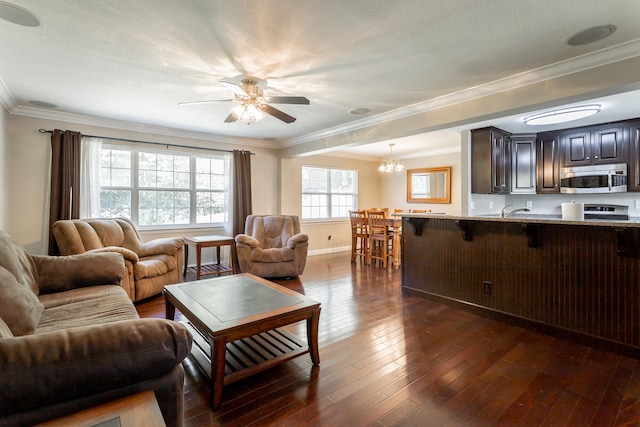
[482,281,492,295]
[489,201,494,209]
[526,200,533,208]
[635,200,640,210]
[470,201,475,210]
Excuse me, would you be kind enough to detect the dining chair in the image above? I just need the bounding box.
[349,210,368,262]
[366,209,394,268]
[369,207,389,215]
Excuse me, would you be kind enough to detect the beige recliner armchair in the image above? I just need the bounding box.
[52,218,184,301]
[235,215,308,278]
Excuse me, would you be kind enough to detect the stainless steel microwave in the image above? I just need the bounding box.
[560,163,627,194]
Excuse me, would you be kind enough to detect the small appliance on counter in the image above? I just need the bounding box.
[583,204,629,220]
[561,201,584,220]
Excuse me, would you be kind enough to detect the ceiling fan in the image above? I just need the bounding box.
[179,77,309,124]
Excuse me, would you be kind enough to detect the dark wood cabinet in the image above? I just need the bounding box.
[629,121,640,191]
[471,127,511,194]
[563,124,626,167]
[536,131,561,193]
[510,135,536,194]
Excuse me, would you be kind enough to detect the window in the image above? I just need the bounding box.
[99,145,230,227]
[301,166,357,219]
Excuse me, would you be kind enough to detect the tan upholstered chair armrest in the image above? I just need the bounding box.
[287,233,309,249]
[0,318,192,418]
[139,237,184,257]
[89,246,139,263]
[235,234,260,248]
[32,252,125,294]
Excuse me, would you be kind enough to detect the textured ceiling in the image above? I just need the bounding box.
[1,0,640,159]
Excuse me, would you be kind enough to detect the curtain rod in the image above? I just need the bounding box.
[38,129,254,155]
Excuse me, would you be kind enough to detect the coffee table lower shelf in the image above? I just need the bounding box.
[185,322,309,386]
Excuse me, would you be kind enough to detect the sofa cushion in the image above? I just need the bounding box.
[0,267,44,336]
[134,256,171,280]
[36,288,138,334]
[0,317,13,338]
[250,247,294,263]
[38,285,129,309]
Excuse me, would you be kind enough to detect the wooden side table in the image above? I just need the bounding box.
[36,390,165,427]
[183,235,237,280]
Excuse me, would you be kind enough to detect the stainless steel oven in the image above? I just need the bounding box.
[560,163,627,194]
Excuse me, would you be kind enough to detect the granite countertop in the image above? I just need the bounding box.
[397,213,640,228]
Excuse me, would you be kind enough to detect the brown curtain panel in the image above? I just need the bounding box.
[232,150,252,236]
[48,129,82,255]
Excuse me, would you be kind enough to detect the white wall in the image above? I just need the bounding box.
[379,150,462,215]
[281,154,382,255]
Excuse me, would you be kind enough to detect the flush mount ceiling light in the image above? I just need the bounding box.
[378,143,404,173]
[524,105,601,126]
[0,2,40,27]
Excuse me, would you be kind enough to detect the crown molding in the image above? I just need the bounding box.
[322,144,461,162]
[0,77,17,112]
[282,38,640,148]
[8,104,270,149]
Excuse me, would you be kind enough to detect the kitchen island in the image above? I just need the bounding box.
[401,213,640,358]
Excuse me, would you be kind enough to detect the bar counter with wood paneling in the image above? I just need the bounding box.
[401,213,640,358]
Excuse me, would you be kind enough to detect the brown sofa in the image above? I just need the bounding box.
[0,231,192,427]
[52,217,184,302]
[235,215,308,278]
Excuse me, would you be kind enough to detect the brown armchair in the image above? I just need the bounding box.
[235,215,308,278]
[52,218,184,301]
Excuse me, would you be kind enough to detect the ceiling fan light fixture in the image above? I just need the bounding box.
[378,143,404,173]
[231,100,265,125]
[524,104,601,126]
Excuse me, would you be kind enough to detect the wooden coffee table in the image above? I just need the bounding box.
[164,273,321,410]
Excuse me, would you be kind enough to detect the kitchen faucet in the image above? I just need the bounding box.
[500,204,513,218]
[500,204,532,218]
[506,207,531,218]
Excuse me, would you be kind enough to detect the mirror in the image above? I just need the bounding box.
[407,166,451,203]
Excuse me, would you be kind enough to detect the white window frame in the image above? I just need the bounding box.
[99,143,230,229]
[301,165,358,220]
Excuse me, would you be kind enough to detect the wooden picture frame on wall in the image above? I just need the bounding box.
[407,166,451,203]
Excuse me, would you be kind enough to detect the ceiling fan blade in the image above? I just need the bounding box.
[224,112,239,123]
[265,96,310,105]
[219,80,248,96]
[261,104,296,123]
[178,99,232,106]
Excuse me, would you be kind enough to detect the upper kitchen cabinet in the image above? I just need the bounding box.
[629,120,640,192]
[471,127,511,194]
[536,131,561,194]
[563,123,626,167]
[511,135,536,194]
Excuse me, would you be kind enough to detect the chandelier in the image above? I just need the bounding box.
[378,143,404,173]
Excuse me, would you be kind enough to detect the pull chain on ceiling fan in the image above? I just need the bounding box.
[179,77,309,124]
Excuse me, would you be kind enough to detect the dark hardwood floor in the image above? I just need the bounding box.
[136,252,640,426]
